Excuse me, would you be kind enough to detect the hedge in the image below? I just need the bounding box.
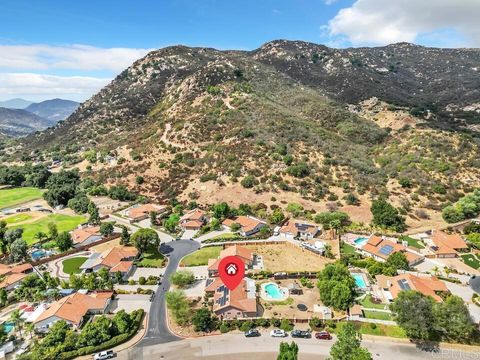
[58,309,144,359]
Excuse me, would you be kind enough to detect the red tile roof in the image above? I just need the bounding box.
[431,230,468,255]
[222,216,265,234]
[71,226,101,245]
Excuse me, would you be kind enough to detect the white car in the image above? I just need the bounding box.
[94,350,115,360]
[270,329,287,337]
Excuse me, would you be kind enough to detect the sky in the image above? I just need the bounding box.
[0,0,479,102]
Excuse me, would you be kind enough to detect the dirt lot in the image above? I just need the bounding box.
[89,238,121,252]
[246,243,334,272]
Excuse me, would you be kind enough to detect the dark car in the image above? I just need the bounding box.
[149,291,155,302]
[244,329,261,337]
[291,330,311,338]
[315,331,332,340]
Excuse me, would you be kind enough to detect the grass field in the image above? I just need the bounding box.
[360,295,388,310]
[340,242,356,255]
[10,214,87,244]
[138,245,165,267]
[181,246,222,266]
[461,254,480,269]
[331,322,405,338]
[399,236,425,249]
[363,310,393,321]
[62,257,87,274]
[4,213,33,224]
[0,187,44,210]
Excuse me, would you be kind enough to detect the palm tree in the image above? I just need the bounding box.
[432,266,440,276]
[445,267,452,279]
[10,309,23,337]
[34,232,48,244]
[25,322,34,340]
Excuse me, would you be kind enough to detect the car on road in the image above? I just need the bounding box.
[149,291,155,302]
[94,350,116,359]
[244,329,261,337]
[270,329,287,337]
[291,329,311,338]
[315,331,332,340]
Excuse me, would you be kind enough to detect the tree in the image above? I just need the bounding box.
[4,228,23,246]
[120,225,130,245]
[165,290,190,325]
[390,290,436,340]
[269,208,285,225]
[43,170,81,207]
[314,211,350,230]
[277,341,299,360]
[385,252,409,271]
[34,231,48,243]
[99,222,114,237]
[241,175,257,189]
[192,307,216,332]
[286,203,304,217]
[56,231,73,252]
[67,195,91,214]
[149,211,158,226]
[170,270,195,288]
[10,309,23,337]
[230,223,241,232]
[435,295,476,343]
[0,221,7,254]
[131,228,159,253]
[0,288,8,307]
[330,322,372,360]
[48,222,58,240]
[317,262,356,310]
[212,202,231,220]
[287,162,310,178]
[371,199,406,232]
[9,238,29,263]
[88,202,100,225]
[164,214,180,233]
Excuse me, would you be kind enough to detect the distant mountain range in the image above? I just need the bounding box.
[0,98,79,138]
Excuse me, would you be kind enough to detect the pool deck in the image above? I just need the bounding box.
[260,282,289,302]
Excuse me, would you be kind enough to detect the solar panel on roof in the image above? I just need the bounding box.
[397,279,411,290]
[216,286,229,306]
[379,244,394,256]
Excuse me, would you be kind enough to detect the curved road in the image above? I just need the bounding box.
[139,239,200,347]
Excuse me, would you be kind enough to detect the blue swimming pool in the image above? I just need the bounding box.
[3,322,14,333]
[31,249,46,260]
[352,273,367,289]
[265,283,283,299]
[354,237,368,247]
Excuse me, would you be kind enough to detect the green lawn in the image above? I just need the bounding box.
[399,236,425,249]
[363,310,393,321]
[138,245,165,267]
[211,233,238,240]
[4,213,33,224]
[62,257,87,274]
[461,254,480,270]
[180,246,222,266]
[360,295,388,310]
[341,242,356,255]
[10,214,87,244]
[0,187,44,210]
[330,322,406,338]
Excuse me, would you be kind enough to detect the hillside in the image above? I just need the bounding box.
[0,98,34,109]
[7,40,480,229]
[0,107,55,137]
[25,98,80,122]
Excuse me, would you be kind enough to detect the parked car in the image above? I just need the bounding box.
[244,329,261,337]
[315,331,332,340]
[291,329,311,338]
[149,291,155,302]
[270,329,287,337]
[94,350,116,360]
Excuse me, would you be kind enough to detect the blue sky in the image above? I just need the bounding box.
[0,0,478,102]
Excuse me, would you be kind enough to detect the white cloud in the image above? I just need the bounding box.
[327,0,480,46]
[324,0,339,5]
[0,73,111,101]
[0,44,152,71]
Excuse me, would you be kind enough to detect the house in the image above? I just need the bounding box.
[222,216,266,236]
[180,208,208,230]
[361,235,424,266]
[280,220,319,240]
[71,225,102,247]
[348,304,363,321]
[429,230,469,258]
[212,278,257,319]
[0,263,33,291]
[80,246,138,280]
[33,291,113,332]
[207,245,255,277]
[126,203,167,223]
[376,273,448,302]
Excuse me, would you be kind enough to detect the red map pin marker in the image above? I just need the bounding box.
[218,255,245,290]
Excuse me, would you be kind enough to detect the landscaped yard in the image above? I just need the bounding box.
[0,187,44,209]
[138,245,165,267]
[399,236,425,249]
[62,257,87,274]
[461,254,480,270]
[340,242,356,255]
[10,214,87,244]
[362,310,393,321]
[180,246,222,266]
[4,213,33,224]
[360,295,388,310]
[331,322,406,338]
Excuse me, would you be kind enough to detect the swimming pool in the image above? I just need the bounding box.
[3,322,14,333]
[261,282,289,301]
[354,237,368,247]
[31,249,53,261]
[352,273,367,289]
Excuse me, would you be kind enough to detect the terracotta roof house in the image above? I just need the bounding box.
[212,278,257,319]
[71,225,102,247]
[429,230,469,258]
[80,246,138,280]
[180,208,208,230]
[361,235,424,266]
[0,263,33,291]
[222,216,266,237]
[376,273,448,302]
[207,245,255,277]
[33,291,113,332]
[349,304,363,320]
[280,220,319,240]
[126,203,167,223]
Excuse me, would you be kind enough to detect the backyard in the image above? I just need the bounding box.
[362,310,393,321]
[137,245,165,267]
[4,213,33,224]
[9,213,87,244]
[360,295,388,310]
[0,187,44,209]
[399,236,425,249]
[340,242,356,255]
[180,246,221,266]
[62,257,87,274]
[461,254,480,270]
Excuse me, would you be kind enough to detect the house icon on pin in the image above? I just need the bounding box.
[226,263,237,275]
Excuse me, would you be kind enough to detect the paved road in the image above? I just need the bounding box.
[121,332,480,360]
[139,239,200,346]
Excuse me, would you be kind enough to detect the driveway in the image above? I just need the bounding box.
[109,294,152,313]
[181,229,198,240]
[139,239,200,346]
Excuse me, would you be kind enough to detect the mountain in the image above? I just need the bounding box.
[0,107,55,137]
[25,99,80,122]
[0,98,34,109]
[12,40,480,228]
